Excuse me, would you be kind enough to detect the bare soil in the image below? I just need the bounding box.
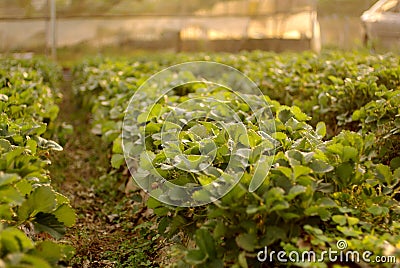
[48,69,137,268]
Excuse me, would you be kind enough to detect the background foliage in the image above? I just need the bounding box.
[0,58,75,267]
[72,50,400,267]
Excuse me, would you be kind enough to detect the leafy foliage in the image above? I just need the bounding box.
[0,58,75,267]
[352,89,400,165]
[73,51,400,267]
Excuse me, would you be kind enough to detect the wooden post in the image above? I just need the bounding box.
[49,0,56,60]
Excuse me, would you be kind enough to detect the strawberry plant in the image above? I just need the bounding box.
[0,58,75,267]
[72,51,400,267]
[352,90,400,166]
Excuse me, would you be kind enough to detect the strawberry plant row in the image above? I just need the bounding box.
[0,58,75,267]
[73,51,400,267]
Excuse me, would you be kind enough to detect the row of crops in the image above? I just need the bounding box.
[1,51,399,267]
[0,59,75,267]
[72,51,400,267]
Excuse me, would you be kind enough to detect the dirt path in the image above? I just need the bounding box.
[48,68,168,268]
[49,69,129,267]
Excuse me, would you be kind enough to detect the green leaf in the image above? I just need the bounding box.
[55,192,70,205]
[13,253,52,268]
[195,228,216,258]
[280,212,301,221]
[278,108,292,123]
[318,207,331,221]
[285,150,303,166]
[111,154,125,169]
[236,233,257,252]
[271,132,287,141]
[0,204,12,220]
[5,147,24,166]
[158,217,169,234]
[263,226,286,245]
[0,227,34,252]
[53,204,76,227]
[347,216,359,226]
[246,204,261,214]
[139,151,156,171]
[32,241,63,265]
[238,251,248,268]
[0,173,20,187]
[316,122,326,138]
[0,186,24,204]
[153,207,170,216]
[277,166,292,179]
[286,185,306,200]
[303,225,323,236]
[192,189,211,202]
[336,163,353,185]
[0,139,12,152]
[36,137,63,151]
[327,143,343,155]
[293,165,311,179]
[337,226,362,237]
[317,197,337,207]
[352,110,361,121]
[145,122,161,134]
[375,164,392,184]
[33,212,66,239]
[137,112,150,124]
[186,249,207,265]
[247,129,262,147]
[367,205,389,216]
[291,106,310,121]
[214,222,227,239]
[270,200,289,212]
[170,175,193,186]
[249,156,272,192]
[15,179,32,196]
[394,168,400,181]
[342,146,358,162]
[305,206,331,221]
[112,137,123,154]
[26,139,37,154]
[332,215,347,226]
[18,186,57,221]
[208,259,224,268]
[390,157,400,170]
[190,125,209,139]
[310,159,334,173]
[147,197,162,209]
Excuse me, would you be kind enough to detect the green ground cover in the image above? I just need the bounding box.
[1,50,399,267]
[71,50,400,267]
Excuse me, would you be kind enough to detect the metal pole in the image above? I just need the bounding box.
[49,0,56,60]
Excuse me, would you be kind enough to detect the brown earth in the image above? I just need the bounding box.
[48,69,165,267]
